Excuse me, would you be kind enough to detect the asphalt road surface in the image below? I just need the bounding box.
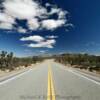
[0,60,100,100]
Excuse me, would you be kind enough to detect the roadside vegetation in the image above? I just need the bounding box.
[55,53,100,73]
[0,51,44,72]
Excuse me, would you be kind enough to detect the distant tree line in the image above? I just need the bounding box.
[0,51,44,71]
[55,53,100,72]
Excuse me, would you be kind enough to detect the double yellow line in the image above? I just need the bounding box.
[47,66,56,100]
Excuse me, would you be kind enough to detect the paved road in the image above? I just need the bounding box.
[0,60,100,100]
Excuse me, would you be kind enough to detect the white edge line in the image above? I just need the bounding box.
[67,69,100,86]
[0,69,32,85]
[57,65,100,86]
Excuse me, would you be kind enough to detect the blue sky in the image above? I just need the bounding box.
[0,0,100,57]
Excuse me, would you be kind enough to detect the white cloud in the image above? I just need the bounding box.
[45,3,51,7]
[27,39,56,48]
[28,18,40,30]
[49,7,68,18]
[58,10,68,19]
[0,0,68,32]
[0,22,12,29]
[49,8,60,15]
[20,35,56,48]
[3,0,46,19]
[40,50,47,53]
[46,35,58,39]
[20,35,44,42]
[17,27,27,33]
[0,13,15,23]
[41,19,66,30]
[0,12,14,29]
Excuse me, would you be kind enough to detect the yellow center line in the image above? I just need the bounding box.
[47,65,56,100]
